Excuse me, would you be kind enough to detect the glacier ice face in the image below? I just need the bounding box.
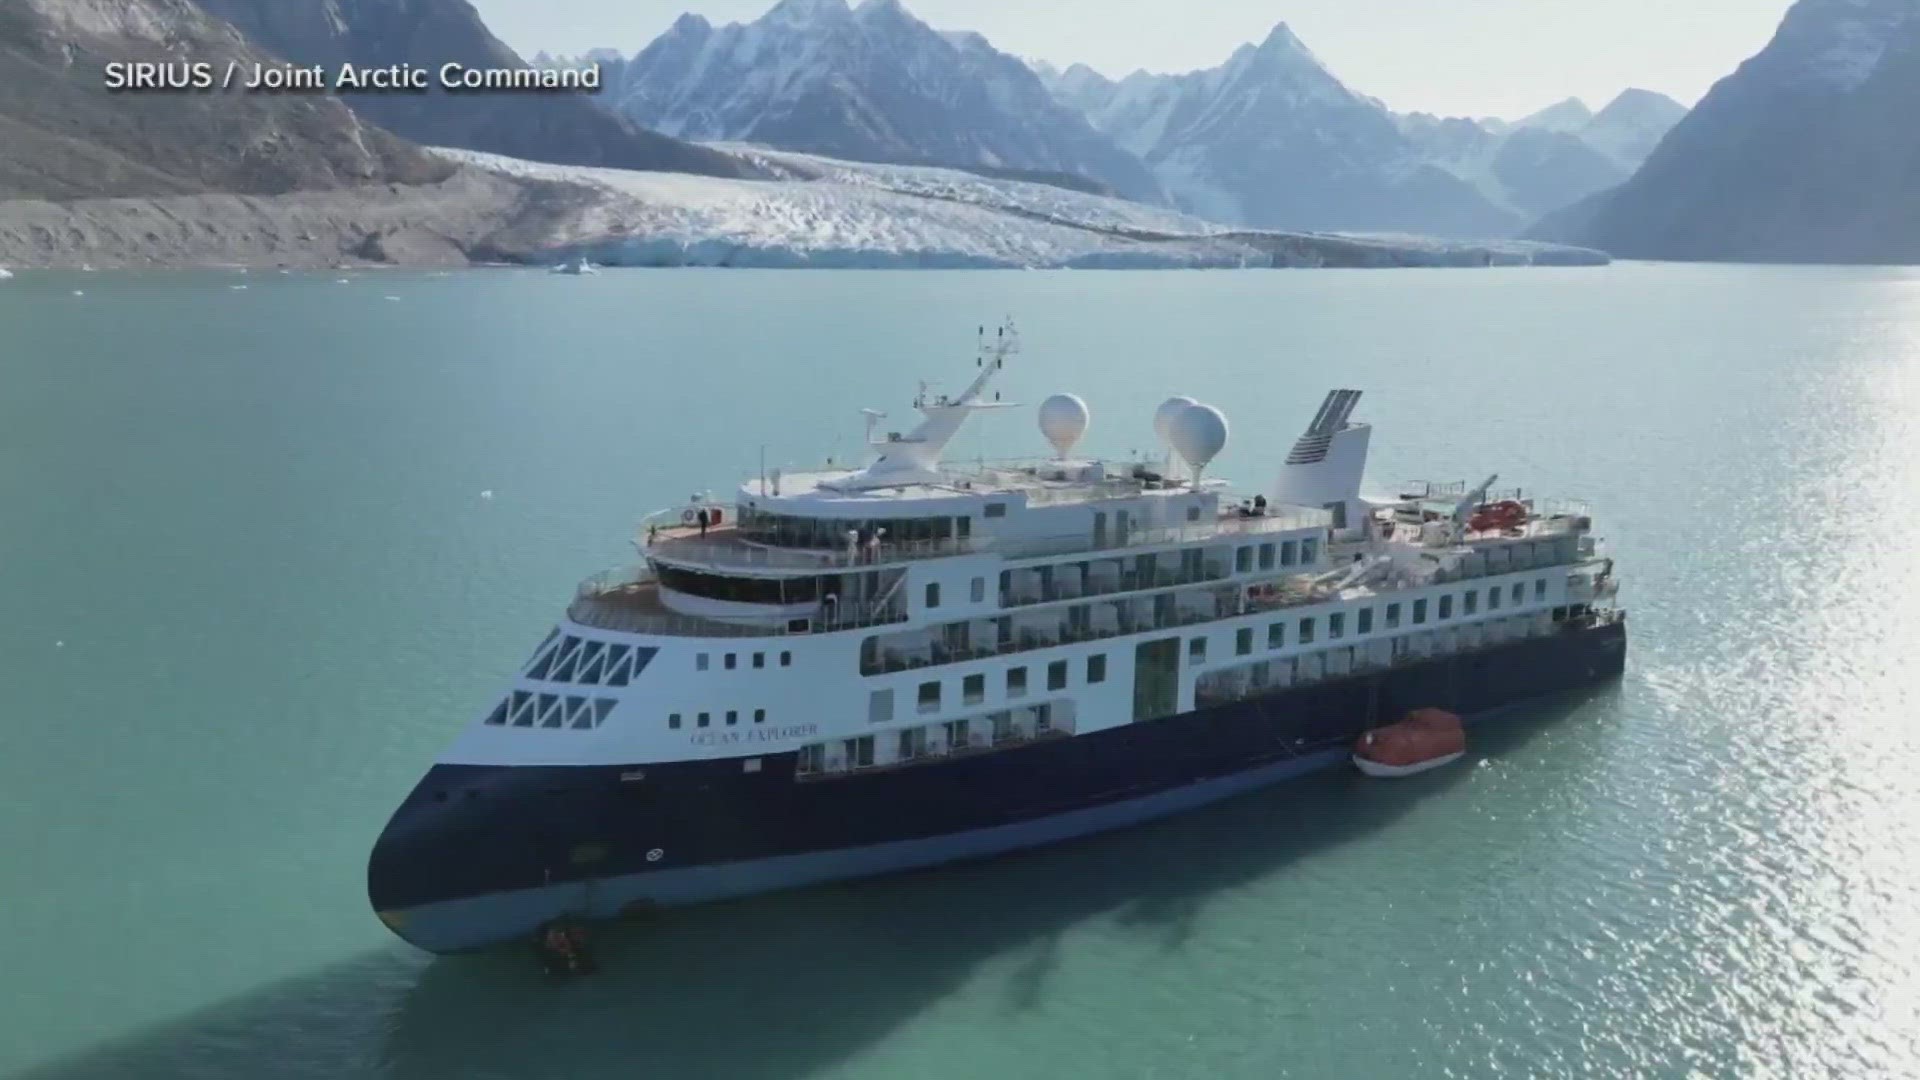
[439,145,1607,270]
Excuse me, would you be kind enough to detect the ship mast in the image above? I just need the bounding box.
[835,320,1021,490]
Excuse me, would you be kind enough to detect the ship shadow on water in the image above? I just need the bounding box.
[22,690,1612,1080]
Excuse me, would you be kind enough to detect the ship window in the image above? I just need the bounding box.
[898,726,927,759]
[726,710,738,726]
[526,643,558,681]
[1386,603,1402,629]
[659,566,818,605]
[1412,599,1428,625]
[565,696,591,729]
[1489,587,1503,610]
[797,745,825,775]
[1187,506,1201,522]
[538,694,564,728]
[1301,538,1319,564]
[509,690,535,726]
[1329,613,1345,639]
[1088,654,1107,684]
[964,674,986,705]
[1048,660,1069,690]
[1298,617,1315,644]
[1008,666,1028,697]
[592,699,616,727]
[918,681,941,713]
[483,699,509,726]
[549,639,584,682]
[1464,590,1479,615]
[1552,606,1569,622]
[1035,703,1054,733]
[971,577,985,603]
[753,652,765,669]
[1259,543,1276,570]
[754,708,766,724]
[696,653,710,671]
[1268,622,1285,649]
[604,645,634,686]
[869,688,894,723]
[781,651,792,667]
[725,653,737,670]
[1189,637,1207,663]
[1439,595,1453,620]
[945,718,972,750]
[1536,578,1547,600]
[606,652,633,687]
[697,712,710,728]
[1236,627,1253,656]
[926,583,941,609]
[985,503,1007,518]
[1512,583,1525,605]
[845,736,875,769]
[669,713,682,730]
[1236,547,1253,573]
[576,646,608,685]
[1281,540,1298,566]
[1357,608,1373,634]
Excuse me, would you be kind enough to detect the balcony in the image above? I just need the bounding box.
[568,567,906,639]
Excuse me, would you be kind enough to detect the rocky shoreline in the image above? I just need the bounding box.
[0,168,585,270]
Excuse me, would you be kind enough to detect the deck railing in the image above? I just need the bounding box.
[643,506,1332,575]
[568,566,906,638]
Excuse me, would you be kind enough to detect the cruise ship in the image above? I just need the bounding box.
[368,324,1627,953]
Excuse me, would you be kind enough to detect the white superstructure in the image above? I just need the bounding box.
[433,323,1619,777]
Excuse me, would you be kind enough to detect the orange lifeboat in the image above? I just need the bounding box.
[1468,499,1526,534]
[1353,708,1466,778]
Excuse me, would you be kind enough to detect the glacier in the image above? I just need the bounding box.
[435,146,1609,270]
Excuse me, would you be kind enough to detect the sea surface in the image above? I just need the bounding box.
[3,265,1918,1079]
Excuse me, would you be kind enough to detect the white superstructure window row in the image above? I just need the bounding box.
[483,691,617,730]
[798,699,1079,779]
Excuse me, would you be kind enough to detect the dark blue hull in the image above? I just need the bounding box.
[369,617,1626,952]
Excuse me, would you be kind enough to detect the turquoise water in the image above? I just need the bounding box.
[3,265,1919,1078]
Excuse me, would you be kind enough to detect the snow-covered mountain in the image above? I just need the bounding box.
[597,0,1163,203]
[1579,89,1691,166]
[1533,0,1920,262]
[1515,97,1596,134]
[1034,24,1517,237]
[1396,89,1686,220]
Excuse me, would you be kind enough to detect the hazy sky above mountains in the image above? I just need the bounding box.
[473,0,1793,119]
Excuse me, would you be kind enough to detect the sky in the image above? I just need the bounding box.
[471,0,1794,120]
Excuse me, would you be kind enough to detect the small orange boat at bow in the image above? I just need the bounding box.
[1353,708,1466,778]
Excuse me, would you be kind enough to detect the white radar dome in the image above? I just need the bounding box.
[1038,393,1091,458]
[1153,396,1198,447]
[1170,402,1229,481]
